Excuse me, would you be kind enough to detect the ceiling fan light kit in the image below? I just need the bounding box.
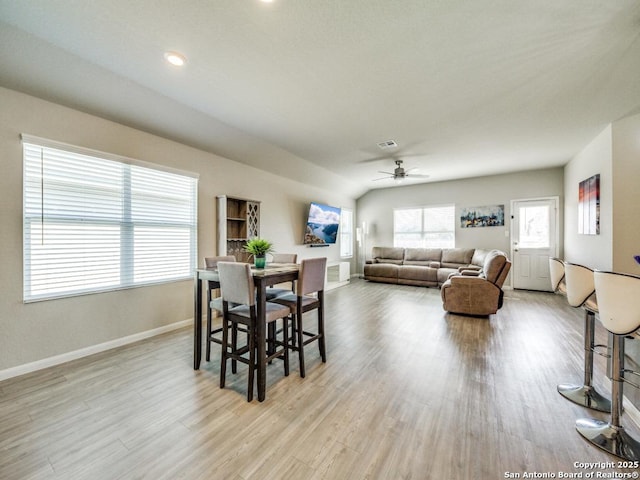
[374,159,429,183]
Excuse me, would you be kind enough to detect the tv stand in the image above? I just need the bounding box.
[326,261,350,290]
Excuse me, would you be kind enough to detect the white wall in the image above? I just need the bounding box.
[612,113,640,274]
[563,126,613,270]
[563,114,640,275]
[0,87,355,373]
[356,167,564,271]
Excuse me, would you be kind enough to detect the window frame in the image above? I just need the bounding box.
[339,208,353,258]
[393,204,455,249]
[22,134,198,302]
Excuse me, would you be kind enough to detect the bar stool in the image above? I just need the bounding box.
[272,257,327,378]
[265,253,298,300]
[576,270,640,461]
[217,262,291,402]
[558,262,611,412]
[204,255,236,361]
[548,257,567,295]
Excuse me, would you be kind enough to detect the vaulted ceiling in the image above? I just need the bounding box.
[1,0,639,198]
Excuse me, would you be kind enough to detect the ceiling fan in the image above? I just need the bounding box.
[373,160,429,183]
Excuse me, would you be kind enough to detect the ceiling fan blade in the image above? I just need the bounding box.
[358,152,429,164]
[372,176,392,181]
[377,170,395,175]
[406,173,430,178]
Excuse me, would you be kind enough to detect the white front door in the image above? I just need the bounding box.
[511,197,559,291]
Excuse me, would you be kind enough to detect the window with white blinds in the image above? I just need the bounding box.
[393,204,455,248]
[339,208,353,258]
[22,136,198,302]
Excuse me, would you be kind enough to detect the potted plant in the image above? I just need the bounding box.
[243,237,274,269]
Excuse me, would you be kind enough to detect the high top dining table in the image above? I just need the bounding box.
[193,263,299,402]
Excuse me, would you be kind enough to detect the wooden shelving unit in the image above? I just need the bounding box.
[216,195,260,263]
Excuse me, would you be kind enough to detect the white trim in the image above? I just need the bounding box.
[0,318,191,382]
[509,196,560,290]
[23,277,193,304]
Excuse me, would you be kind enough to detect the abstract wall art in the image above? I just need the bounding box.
[460,204,505,228]
[578,174,600,235]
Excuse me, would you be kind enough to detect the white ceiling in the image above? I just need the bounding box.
[1,0,640,198]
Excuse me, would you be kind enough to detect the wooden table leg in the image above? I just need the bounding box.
[194,271,202,370]
[256,280,267,401]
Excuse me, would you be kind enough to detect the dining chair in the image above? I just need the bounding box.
[204,255,236,362]
[576,270,640,461]
[272,257,327,378]
[559,262,611,412]
[265,253,298,300]
[270,253,298,264]
[217,261,291,401]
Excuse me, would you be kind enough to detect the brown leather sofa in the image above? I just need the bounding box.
[440,249,511,316]
[364,246,493,287]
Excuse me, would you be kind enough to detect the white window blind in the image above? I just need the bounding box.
[22,136,198,302]
[394,204,455,248]
[339,208,353,258]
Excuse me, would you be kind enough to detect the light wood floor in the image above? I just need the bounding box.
[1,279,639,480]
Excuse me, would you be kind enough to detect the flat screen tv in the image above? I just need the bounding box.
[304,202,341,245]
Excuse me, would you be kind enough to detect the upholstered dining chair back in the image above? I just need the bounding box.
[217,262,255,306]
[594,271,640,335]
[564,262,596,308]
[204,255,236,268]
[203,255,239,362]
[549,257,567,294]
[297,257,327,296]
[265,253,298,300]
[271,253,297,264]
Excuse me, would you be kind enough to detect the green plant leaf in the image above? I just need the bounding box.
[243,237,274,256]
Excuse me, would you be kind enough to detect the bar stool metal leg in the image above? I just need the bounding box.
[557,310,611,412]
[576,335,640,461]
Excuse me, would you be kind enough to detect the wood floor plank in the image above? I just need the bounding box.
[1,279,639,479]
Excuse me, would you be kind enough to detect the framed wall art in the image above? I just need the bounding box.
[460,204,505,228]
[578,174,600,235]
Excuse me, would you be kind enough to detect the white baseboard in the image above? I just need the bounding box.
[0,318,192,382]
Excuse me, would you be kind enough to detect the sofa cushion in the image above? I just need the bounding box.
[364,263,400,280]
[403,248,442,266]
[470,249,492,267]
[441,248,474,268]
[398,265,438,283]
[371,246,404,265]
[437,267,459,285]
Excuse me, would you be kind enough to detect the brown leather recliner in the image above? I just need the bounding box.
[440,250,511,316]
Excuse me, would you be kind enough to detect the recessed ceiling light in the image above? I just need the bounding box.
[164,51,186,67]
[260,0,274,3]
